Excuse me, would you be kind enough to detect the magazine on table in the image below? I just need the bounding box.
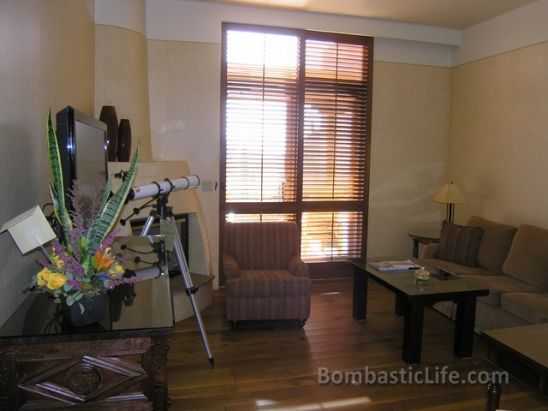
[369,259,422,271]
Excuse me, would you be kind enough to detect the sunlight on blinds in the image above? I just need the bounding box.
[301,211,363,262]
[225,213,296,223]
[225,31,299,203]
[303,40,368,202]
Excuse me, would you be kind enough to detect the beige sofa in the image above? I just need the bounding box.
[421,216,548,331]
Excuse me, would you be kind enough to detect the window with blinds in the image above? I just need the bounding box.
[221,24,372,267]
[224,29,299,204]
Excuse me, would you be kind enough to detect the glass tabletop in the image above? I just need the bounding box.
[0,236,173,340]
[355,258,489,298]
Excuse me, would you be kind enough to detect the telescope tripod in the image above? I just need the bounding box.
[139,193,214,366]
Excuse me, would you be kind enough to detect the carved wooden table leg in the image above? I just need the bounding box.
[149,335,171,410]
[0,348,16,411]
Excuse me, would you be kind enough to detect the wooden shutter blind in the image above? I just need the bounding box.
[303,39,368,202]
[225,29,299,205]
[300,34,370,261]
[221,24,372,264]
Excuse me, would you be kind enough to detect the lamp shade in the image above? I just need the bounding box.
[432,182,466,204]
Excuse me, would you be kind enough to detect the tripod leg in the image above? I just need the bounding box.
[139,214,156,236]
[168,216,215,366]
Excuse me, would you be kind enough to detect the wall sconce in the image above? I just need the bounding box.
[432,182,466,223]
[1,206,56,255]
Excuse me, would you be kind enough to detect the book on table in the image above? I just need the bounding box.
[369,259,421,271]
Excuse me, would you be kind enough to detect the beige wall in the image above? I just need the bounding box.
[147,40,451,279]
[147,40,221,283]
[95,25,153,161]
[0,0,94,325]
[450,40,548,228]
[369,62,450,256]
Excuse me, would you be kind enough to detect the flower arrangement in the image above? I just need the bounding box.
[31,112,139,312]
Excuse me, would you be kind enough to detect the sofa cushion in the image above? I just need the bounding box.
[436,222,483,267]
[461,274,544,307]
[225,270,310,298]
[501,292,548,324]
[422,258,493,276]
[468,216,517,275]
[503,224,548,291]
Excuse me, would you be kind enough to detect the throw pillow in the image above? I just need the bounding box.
[468,216,517,275]
[436,221,483,267]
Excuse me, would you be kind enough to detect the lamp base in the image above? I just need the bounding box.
[446,203,455,223]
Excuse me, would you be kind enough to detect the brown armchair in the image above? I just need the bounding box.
[223,221,311,327]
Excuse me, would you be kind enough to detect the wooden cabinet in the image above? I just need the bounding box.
[0,237,173,410]
[0,334,170,410]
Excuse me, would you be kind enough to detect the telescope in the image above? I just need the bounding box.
[127,175,200,201]
[121,172,215,365]
[126,265,165,282]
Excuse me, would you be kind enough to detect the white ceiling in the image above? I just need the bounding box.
[191,0,537,29]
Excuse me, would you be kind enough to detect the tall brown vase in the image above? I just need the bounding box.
[99,105,119,161]
[117,119,132,162]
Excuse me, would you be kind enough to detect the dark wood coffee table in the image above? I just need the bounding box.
[352,258,489,364]
[483,323,548,395]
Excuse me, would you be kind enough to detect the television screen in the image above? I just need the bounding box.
[56,106,108,220]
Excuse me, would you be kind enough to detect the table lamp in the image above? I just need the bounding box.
[432,181,466,223]
[1,205,57,256]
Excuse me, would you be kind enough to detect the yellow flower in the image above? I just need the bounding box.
[108,263,124,277]
[51,254,64,270]
[37,268,52,287]
[46,273,67,290]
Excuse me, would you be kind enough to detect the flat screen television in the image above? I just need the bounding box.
[55,106,108,219]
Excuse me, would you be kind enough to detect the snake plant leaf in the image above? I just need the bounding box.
[47,111,72,240]
[98,175,112,214]
[85,147,140,257]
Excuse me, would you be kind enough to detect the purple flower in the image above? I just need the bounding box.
[52,241,64,255]
[100,228,120,251]
[63,254,85,278]
[107,276,137,289]
[68,225,86,258]
[67,279,81,290]
[36,256,50,268]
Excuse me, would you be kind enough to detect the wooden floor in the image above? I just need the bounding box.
[167,279,548,410]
